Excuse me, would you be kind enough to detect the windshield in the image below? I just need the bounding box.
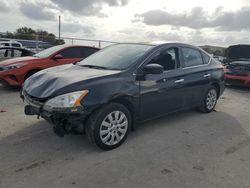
[78,44,153,70]
[33,45,65,58]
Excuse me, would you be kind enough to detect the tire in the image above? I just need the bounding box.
[199,86,218,113]
[24,70,39,81]
[86,103,131,150]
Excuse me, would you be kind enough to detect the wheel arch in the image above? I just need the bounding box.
[211,82,220,98]
[109,97,135,131]
[24,69,42,80]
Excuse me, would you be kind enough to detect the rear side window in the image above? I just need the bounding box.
[59,47,82,58]
[59,47,98,58]
[201,52,211,64]
[13,49,22,57]
[182,47,203,67]
[2,43,9,47]
[0,49,22,58]
[81,47,99,57]
[0,49,7,57]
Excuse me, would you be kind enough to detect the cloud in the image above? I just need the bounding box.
[0,1,10,12]
[50,0,129,16]
[19,2,57,21]
[62,23,96,36]
[134,7,250,31]
[146,31,182,42]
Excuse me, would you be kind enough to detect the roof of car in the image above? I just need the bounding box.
[58,44,100,49]
[111,42,202,49]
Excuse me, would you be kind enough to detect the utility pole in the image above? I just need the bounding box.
[59,15,61,44]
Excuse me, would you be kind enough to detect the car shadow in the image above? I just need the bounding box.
[0,84,20,93]
[0,120,98,174]
[0,108,246,154]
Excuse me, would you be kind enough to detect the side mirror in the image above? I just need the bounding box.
[143,64,164,75]
[53,54,63,60]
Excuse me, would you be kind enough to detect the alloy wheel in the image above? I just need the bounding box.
[99,110,128,146]
[206,89,217,111]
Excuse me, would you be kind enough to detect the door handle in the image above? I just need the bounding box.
[203,74,211,78]
[175,79,184,84]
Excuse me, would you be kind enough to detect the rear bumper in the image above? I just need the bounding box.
[225,74,250,87]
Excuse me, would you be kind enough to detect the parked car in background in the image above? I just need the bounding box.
[213,55,226,63]
[0,47,35,62]
[0,41,23,48]
[21,43,225,150]
[0,45,99,87]
[224,45,250,87]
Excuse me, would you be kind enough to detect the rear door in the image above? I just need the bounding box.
[180,47,211,107]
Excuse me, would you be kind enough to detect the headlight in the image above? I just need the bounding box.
[2,63,26,71]
[43,90,89,111]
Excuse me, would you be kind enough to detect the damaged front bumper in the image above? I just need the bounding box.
[21,91,89,137]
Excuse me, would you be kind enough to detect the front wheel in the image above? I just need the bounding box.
[199,86,218,113]
[86,103,131,150]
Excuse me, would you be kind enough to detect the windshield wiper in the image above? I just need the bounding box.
[80,65,108,69]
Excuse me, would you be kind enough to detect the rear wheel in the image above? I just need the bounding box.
[86,103,131,150]
[199,86,218,113]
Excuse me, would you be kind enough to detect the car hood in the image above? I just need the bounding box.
[0,56,38,66]
[229,61,250,66]
[23,64,121,98]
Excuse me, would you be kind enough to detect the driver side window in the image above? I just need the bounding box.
[148,48,178,71]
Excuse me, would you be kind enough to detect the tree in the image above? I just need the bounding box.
[213,50,222,56]
[0,27,65,45]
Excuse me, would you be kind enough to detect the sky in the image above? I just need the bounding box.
[0,0,250,47]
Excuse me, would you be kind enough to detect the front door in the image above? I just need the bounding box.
[139,46,186,120]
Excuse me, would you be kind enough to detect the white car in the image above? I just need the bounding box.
[0,41,23,48]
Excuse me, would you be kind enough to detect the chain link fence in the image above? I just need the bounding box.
[0,32,119,52]
[60,36,119,48]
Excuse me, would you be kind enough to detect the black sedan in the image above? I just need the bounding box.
[21,43,225,150]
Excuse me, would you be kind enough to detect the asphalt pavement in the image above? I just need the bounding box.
[0,84,250,188]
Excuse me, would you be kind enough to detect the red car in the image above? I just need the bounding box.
[0,45,99,87]
[224,45,250,87]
